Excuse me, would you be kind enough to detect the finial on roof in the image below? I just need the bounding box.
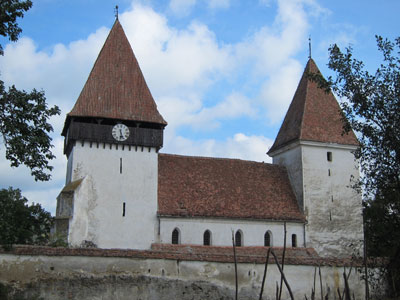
[114,5,119,20]
[308,36,312,59]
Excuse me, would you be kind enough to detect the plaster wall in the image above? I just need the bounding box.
[272,145,304,210]
[301,143,363,257]
[67,141,159,250]
[159,217,304,247]
[0,253,369,300]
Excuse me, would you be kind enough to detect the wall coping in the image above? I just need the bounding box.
[0,244,367,267]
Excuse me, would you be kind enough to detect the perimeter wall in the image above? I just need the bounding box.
[0,244,380,300]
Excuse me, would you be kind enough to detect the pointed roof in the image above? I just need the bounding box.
[268,59,358,155]
[65,19,166,129]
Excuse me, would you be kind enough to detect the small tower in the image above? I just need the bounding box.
[267,59,363,257]
[55,20,167,249]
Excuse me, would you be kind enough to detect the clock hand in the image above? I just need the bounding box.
[119,129,123,139]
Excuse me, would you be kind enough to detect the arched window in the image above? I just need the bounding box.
[203,230,211,246]
[235,230,243,247]
[172,228,180,244]
[291,234,297,247]
[264,231,271,247]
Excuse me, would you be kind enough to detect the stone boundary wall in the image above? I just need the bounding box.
[0,245,374,300]
[0,244,361,266]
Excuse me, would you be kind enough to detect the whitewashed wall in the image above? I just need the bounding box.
[159,217,304,247]
[0,253,373,299]
[67,141,159,250]
[272,141,364,257]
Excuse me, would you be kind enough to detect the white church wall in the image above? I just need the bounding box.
[301,142,364,257]
[159,217,304,247]
[271,143,304,210]
[68,141,159,250]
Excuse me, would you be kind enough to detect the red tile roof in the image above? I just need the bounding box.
[158,154,304,221]
[268,59,358,155]
[65,20,166,127]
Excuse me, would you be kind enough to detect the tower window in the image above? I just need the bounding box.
[122,202,126,217]
[203,230,211,246]
[264,231,272,247]
[292,234,297,247]
[235,230,243,247]
[172,228,180,244]
[120,158,123,174]
[327,152,332,162]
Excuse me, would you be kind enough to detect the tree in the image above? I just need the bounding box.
[314,36,400,296]
[0,0,60,181]
[0,187,53,250]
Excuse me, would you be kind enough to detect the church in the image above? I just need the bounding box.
[55,19,363,258]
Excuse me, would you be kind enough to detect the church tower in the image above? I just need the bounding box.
[55,20,167,249]
[267,59,363,257]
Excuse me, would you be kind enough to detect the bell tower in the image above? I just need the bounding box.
[268,59,363,257]
[55,20,167,249]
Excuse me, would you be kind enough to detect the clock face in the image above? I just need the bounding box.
[112,123,130,141]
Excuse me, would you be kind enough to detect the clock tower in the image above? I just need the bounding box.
[55,19,167,249]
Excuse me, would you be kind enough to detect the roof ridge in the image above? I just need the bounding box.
[159,152,278,166]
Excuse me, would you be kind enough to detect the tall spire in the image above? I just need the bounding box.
[65,19,166,131]
[268,59,358,155]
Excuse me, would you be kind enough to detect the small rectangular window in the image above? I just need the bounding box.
[122,202,126,217]
[327,152,332,162]
[120,158,122,174]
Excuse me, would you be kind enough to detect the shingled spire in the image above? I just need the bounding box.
[268,59,358,155]
[63,19,166,135]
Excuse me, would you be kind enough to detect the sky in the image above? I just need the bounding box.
[0,0,399,214]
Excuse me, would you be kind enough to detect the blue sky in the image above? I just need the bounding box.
[0,0,399,214]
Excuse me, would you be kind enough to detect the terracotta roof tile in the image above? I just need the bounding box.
[268,59,358,154]
[158,154,304,221]
[66,20,166,126]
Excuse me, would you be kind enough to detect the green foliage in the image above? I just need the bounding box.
[0,0,32,55]
[0,187,53,250]
[0,81,61,181]
[320,36,400,297]
[0,0,60,181]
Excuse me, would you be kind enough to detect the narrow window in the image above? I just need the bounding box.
[328,169,331,176]
[120,158,122,174]
[327,151,332,162]
[292,234,297,247]
[264,231,271,247]
[235,230,242,247]
[122,202,126,217]
[203,230,211,246]
[172,228,180,244]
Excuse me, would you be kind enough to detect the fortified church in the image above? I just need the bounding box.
[55,19,363,258]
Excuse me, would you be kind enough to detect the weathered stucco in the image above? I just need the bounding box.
[272,141,364,257]
[160,217,304,247]
[65,141,159,250]
[0,252,368,300]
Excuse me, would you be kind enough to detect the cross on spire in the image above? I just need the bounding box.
[115,5,119,20]
[308,36,312,59]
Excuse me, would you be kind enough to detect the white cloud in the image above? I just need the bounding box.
[121,6,232,96]
[164,133,273,163]
[0,0,328,213]
[207,0,230,10]
[259,59,303,124]
[169,0,197,17]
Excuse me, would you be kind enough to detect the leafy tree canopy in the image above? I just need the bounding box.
[0,0,60,181]
[0,0,32,55]
[314,36,400,296]
[0,187,53,250]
